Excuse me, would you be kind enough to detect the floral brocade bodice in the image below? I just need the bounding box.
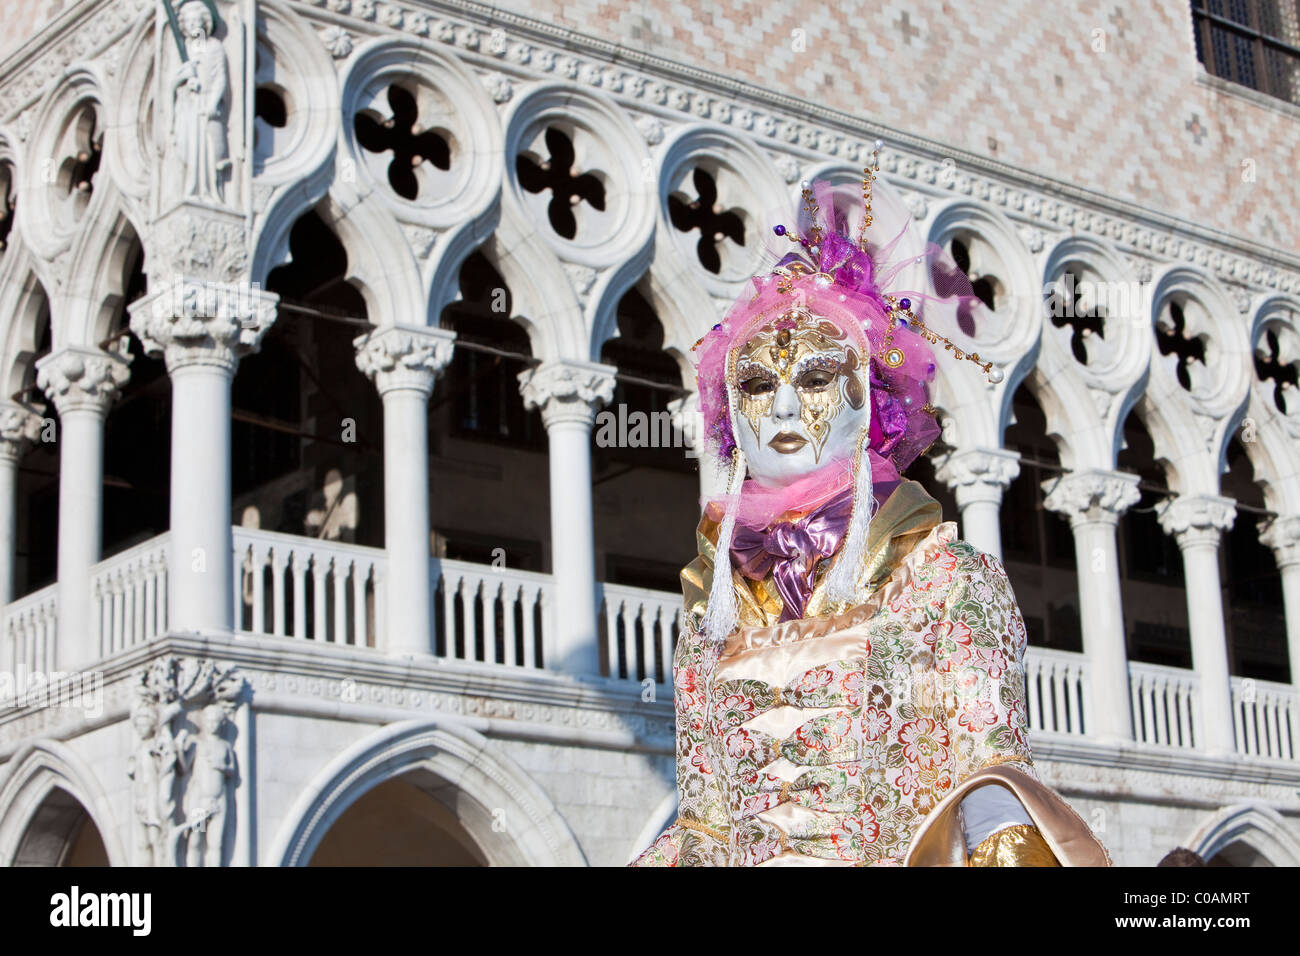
[633,482,1036,867]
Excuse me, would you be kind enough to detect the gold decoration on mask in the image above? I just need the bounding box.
[733,313,864,463]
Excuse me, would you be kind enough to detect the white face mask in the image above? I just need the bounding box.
[732,315,870,488]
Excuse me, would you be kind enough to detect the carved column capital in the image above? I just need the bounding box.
[1259,515,1300,570]
[518,359,616,429]
[1041,468,1141,528]
[1156,494,1237,550]
[36,345,132,417]
[129,277,279,375]
[0,402,44,463]
[935,448,1021,506]
[354,325,456,398]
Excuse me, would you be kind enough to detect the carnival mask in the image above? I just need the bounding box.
[733,310,869,487]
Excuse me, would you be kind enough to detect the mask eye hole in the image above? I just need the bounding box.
[797,368,837,391]
[739,376,775,396]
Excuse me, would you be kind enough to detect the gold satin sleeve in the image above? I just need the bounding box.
[967,824,1061,867]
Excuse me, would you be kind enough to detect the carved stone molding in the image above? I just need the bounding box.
[402,223,438,259]
[0,402,45,463]
[935,447,1021,505]
[483,71,513,103]
[518,359,616,429]
[320,25,355,59]
[354,325,456,397]
[0,0,1297,294]
[1259,515,1300,570]
[35,345,131,417]
[152,209,250,284]
[129,277,279,375]
[1156,494,1237,550]
[1041,468,1141,527]
[563,262,598,306]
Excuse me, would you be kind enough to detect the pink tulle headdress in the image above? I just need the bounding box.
[692,145,999,644]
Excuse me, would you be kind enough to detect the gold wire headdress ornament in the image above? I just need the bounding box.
[769,139,1004,385]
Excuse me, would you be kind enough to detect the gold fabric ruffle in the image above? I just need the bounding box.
[681,479,945,630]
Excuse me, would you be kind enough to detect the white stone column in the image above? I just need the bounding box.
[1157,494,1237,754]
[36,346,132,668]
[519,359,616,675]
[1259,515,1300,693]
[935,448,1021,560]
[667,390,717,504]
[0,404,43,607]
[355,325,456,657]
[1042,468,1141,743]
[130,277,278,637]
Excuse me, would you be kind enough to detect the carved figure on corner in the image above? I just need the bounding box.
[177,703,237,867]
[127,697,183,867]
[168,1,231,204]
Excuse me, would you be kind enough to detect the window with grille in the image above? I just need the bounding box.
[1191,0,1300,105]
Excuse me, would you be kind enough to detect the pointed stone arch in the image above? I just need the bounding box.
[1039,234,1149,468]
[1146,263,1252,489]
[314,188,425,329]
[67,201,147,349]
[1186,801,1300,866]
[1019,360,1101,470]
[267,718,587,867]
[1240,293,1300,514]
[474,193,586,362]
[0,739,126,866]
[0,252,54,400]
[632,230,718,386]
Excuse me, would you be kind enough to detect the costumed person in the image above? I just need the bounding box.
[632,148,1110,867]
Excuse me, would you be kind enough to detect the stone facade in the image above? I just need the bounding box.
[0,0,1297,866]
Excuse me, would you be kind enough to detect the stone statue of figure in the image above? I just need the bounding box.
[126,700,182,866]
[177,703,236,867]
[168,1,230,203]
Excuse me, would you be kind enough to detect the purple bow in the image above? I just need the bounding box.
[729,489,854,622]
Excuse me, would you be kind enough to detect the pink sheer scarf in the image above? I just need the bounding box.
[704,449,901,531]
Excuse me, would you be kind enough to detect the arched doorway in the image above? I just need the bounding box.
[268,719,587,867]
[1205,841,1273,867]
[308,770,487,866]
[11,786,109,866]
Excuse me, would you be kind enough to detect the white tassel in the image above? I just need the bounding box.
[701,446,747,645]
[822,429,874,607]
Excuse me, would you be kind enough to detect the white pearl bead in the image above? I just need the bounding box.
[989,367,1005,384]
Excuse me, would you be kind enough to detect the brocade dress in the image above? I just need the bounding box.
[632,480,1050,866]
